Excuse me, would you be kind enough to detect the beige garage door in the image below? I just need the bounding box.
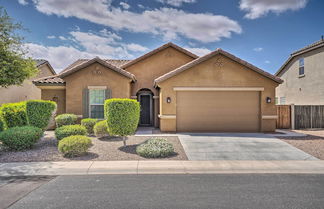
[176,91,260,132]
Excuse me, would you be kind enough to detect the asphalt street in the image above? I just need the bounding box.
[2,174,324,209]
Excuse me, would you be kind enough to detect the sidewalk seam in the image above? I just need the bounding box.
[86,161,94,175]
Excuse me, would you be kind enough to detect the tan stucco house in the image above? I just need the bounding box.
[276,38,324,105]
[0,60,56,104]
[34,43,282,132]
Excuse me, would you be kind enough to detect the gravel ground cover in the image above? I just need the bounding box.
[277,129,324,160]
[0,132,187,162]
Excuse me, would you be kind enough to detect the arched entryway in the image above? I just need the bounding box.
[137,89,154,126]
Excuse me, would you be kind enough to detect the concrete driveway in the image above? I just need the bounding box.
[178,133,318,160]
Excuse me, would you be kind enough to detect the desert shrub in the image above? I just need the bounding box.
[0,126,43,150]
[105,99,140,145]
[0,102,27,128]
[55,125,87,140]
[93,120,109,137]
[26,100,56,130]
[55,114,77,127]
[58,135,92,157]
[136,138,174,158]
[81,118,98,135]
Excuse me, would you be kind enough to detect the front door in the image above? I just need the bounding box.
[139,94,152,126]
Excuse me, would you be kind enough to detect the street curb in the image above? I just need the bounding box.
[1,160,324,176]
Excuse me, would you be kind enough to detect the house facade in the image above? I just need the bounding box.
[34,43,282,132]
[275,39,324,105]
[0,60,56,104]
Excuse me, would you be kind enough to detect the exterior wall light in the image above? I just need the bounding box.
[166,97,171,103]
[266,97,271,103]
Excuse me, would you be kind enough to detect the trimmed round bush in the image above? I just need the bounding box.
[55,125,87,140]
[55,114,77,127]
[136,138,174,158]
[93,120,109,137]
[105,99,140,136]
[81,118,98,135]
[0,102,28,128]
[0,126,43,150]
[26,100,56,130]
[58,135,92,157]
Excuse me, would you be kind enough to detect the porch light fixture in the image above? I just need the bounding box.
[166,97,171,103]
[266,97,271,103]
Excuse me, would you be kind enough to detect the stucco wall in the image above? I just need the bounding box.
[41,89,66,115]
[64,62,132,116]
[125,47,195,96]
[0,64,55,104]
[276,47,324,105]
[158,54,279,132]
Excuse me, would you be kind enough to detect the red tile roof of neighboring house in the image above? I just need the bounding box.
[154,48,283,86]
[275,39,324,76]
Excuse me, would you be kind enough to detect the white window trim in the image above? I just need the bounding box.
[88,86,107,90]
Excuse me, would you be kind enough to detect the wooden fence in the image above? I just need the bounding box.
[276,105,291,129]
[276,105,324,129]
[294,105,324,129]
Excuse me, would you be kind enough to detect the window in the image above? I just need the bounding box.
[89,89,105,119]
[280,97,286,105]
[299,58,304,76]
[275,97,278,105]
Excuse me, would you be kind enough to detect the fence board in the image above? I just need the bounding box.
[276,105,291,129]
[294,105,324,129]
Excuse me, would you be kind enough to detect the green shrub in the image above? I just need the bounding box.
[55,125,87,140]
[136,138,174,158]
[105,99,140,145]
[81,118,98,135]
[26,100,56,130]
[0,102,27,128]
[58,135,92,157]
[0,126,43,150]
[93,120,109,137]
[55,114,78,127]
[0,116,4,132]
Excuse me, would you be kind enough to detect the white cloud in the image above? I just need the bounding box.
[253,47,263,52]
[185,47,211,56]
[240,0,308,19]
[126,43,148,52]
[138,4,145,9]
[265,60,270,64]
[58,36,67,41]
[18,0,28,5]
[157,0,196,7]
[47,35,56,39]
[28,0,241,43]
[120,2,130,9]
[25,28,149,72]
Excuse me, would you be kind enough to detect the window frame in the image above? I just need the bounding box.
[299,58,305,76]
[88,86,106,119]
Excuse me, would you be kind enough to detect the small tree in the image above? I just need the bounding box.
[0,7,38,88]
[105,99,140,147]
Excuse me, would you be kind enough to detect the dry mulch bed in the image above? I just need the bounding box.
[277,130,324,160]
[0,132,187,162]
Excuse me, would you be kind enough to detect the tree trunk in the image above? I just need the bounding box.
[123,136,126,147]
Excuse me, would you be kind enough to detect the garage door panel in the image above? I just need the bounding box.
[176,91,260,132]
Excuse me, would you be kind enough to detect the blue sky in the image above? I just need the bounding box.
[1,0,323,73]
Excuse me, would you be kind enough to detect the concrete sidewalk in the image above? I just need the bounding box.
[1,160,324,176]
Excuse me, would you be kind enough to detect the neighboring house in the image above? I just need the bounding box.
[34,42,282,132]
[0,60,56,104]
[275,38,324,105]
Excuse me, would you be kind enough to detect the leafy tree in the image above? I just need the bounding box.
[0,7,38,88]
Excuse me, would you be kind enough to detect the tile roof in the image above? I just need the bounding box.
[35,59,56,75]
[154,48,283,86]
[34,58,134,85]
[120,42,198,69]
[275,39,324,76]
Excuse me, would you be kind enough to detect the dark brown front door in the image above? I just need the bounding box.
[139,94,152,125]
